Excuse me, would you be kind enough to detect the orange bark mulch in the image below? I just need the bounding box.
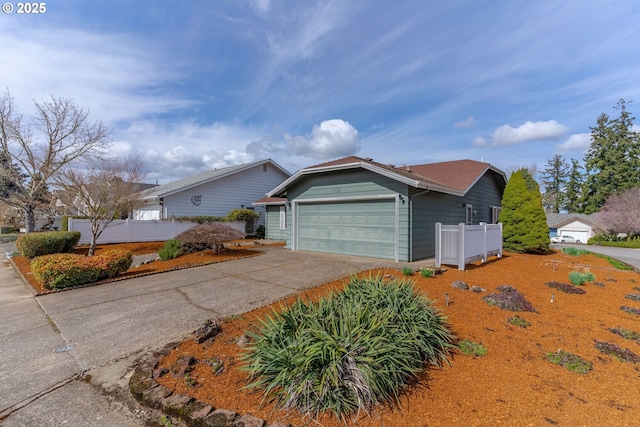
[12,240,273,295]
[155,250,640,427]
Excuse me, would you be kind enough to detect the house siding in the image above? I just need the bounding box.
[163,164,289,225]
[264,205,287,240]
[410,171,504,260]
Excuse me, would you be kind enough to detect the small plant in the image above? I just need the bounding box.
[608,327,640,343]
[419,267,434,278]
[568,268,595,286]
[184,373,197,388]
[159,239,182,260]
[562,247,589,256]
[159,415,173,427]
[459,339,487,357]
[208,357,224,374]
[483,285,536,312]
[401,267,414,276]
[545,281,586,294]
[594,340,640,363]
[545,350,592,374]
[507,315,531,328]
[621,306,640,316]
[624,294,640,302]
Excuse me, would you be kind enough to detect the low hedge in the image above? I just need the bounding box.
[31,249,133,290]
[16,231,81,259]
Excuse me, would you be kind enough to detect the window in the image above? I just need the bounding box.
[465,204,473,225]
[279,205,286,229]
[490,206,502,224]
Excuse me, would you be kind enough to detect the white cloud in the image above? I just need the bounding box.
[285,119,359,159]
[472,135,488,147]
[557,133,591,151]
[491,120,567,146]
[455,116,476,128]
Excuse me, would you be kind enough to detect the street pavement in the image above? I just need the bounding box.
[0,242,432,426]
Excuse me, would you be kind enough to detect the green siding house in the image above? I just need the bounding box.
[256,156,507,262]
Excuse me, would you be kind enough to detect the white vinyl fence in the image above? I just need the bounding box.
[67,218,246,245]
[435,222,502,271]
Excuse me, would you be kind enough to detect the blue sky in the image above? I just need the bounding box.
[2,0,639,184]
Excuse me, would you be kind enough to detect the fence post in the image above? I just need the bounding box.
[68,217,74,232]
[435,222,442,267]
[457,223,465,270]
[481,222,487,263]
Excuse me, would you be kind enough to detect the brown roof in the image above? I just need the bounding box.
[306,156,496,193]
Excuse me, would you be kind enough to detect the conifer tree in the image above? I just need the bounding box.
[499,169,550,254]
[580,99,640,213]
[541,154,569,213]
[564,158,583,212]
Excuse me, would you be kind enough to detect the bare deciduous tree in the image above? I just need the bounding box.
[0,90,110,231]
[596,187,640,238]
[56,156,145,256]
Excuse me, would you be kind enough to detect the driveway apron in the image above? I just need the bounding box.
[0,246,432,426]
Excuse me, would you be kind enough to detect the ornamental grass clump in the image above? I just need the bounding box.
[241,275,457,421]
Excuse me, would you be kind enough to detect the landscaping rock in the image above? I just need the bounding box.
[203,408,238,426]
[194,319,223,344]
[236,414,266,427]
[161,393,194,416]
[451,280,469,290]
[171,355,196,378]
[237,334,250,348]
[189,403,214,422]
[470,285,486,293]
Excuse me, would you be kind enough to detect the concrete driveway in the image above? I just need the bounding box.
[0,244,432,426]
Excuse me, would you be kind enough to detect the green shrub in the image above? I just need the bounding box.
[562,247,589,256]
[16,231,80,259]
[31,250,133,289]
[226,208,259,222]
[241,275,456,419]
[159,239,182,260]
[568,269,595,286]
[401,267,414,276]
[545,350,592,374]
[420,267,434,278]
[499,169,549,254]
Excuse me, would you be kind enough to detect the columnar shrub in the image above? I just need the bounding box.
[17,231,81,259]
[31,250,133,289]
[241,275,457,420]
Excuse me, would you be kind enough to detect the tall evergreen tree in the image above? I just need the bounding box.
[541,154,569,213]
[564,158,583,213]
[499,169,550,254]
[580,99,640,213]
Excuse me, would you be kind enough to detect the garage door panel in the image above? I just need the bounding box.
[297,200,396,260]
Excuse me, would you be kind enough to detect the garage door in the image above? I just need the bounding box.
[296,200,397,259]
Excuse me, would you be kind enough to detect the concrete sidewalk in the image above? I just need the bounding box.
[0,244,432,426]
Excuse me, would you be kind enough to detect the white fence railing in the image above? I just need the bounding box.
[435,222,502,271]
[67,218,246,245]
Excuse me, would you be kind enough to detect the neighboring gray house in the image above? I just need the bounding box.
[547,213,605,243]
[134,159,290,229]
[257,156,507,261]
